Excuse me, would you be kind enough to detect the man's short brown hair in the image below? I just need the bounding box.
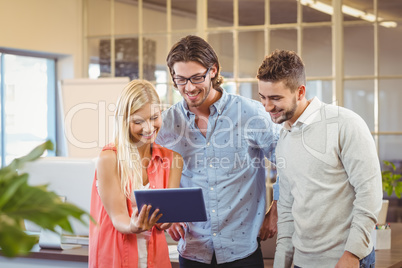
[257,49,305,92]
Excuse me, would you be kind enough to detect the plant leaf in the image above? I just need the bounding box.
[383,160,396,171]
[383,160,391,166]
[381,160,402,197]
[0,217,39,257]
[0,174,28,209]
[0,140,94,258]
[0,140,54,179]
[386,185,394,197]
[3,179,89,234]
[382,170,391,177]
[395,182,402,199]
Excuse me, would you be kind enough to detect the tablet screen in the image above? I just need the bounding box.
[134,187,207,223]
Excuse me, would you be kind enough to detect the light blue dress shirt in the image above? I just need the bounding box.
[156,89,280,264]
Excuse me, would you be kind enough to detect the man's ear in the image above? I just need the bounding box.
[297,85,306,100]
[210,64,218,78]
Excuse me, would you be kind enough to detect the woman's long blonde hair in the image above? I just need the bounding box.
[114,80,161,198]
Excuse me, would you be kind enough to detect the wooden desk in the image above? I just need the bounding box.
[0,243,179,268]
[1,225,401,268]
[0,244,88,268]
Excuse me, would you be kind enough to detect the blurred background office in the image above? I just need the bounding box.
[0,0,401,221]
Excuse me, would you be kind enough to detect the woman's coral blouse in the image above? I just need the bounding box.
[89,143,173,268]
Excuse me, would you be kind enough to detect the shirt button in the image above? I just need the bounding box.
[213,233,217,236]
[210,187,214,191]
[207,142,210,146]
[209,164,213,168]
[212,209,216,213]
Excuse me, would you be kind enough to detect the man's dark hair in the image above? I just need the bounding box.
[167,35,224,88]
[257,49,305,92]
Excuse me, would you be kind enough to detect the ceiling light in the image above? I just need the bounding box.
[379,21,397,28]
[300,0,333,15]
[300,0,397,28]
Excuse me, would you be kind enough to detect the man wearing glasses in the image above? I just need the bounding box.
[155,35,281,267]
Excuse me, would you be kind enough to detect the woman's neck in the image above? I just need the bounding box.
[137,143,152,159]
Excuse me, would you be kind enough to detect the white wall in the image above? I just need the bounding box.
[0,0,83,79]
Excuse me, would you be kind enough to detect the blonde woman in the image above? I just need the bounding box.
[89,80,183,268]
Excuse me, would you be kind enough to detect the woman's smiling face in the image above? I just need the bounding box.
[129,103,162,146]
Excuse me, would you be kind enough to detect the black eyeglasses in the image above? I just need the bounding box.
[173,67,211,86]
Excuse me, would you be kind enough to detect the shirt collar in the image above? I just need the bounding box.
[284,97,322,131]
[180,87,227,118]
[212,87,227,115]
[150,142,165,163]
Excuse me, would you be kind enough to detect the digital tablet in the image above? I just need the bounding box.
[134,187,207,223]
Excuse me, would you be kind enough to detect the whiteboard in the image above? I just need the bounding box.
[60,77,130,158]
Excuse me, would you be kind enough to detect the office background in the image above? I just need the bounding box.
[0,0,401,220]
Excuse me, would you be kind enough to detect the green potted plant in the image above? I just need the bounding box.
[0,140,91,258]
[382,160,402,198]
[378,160,402,225]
